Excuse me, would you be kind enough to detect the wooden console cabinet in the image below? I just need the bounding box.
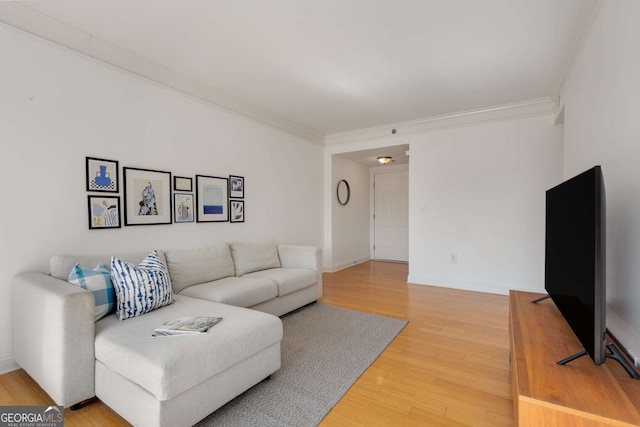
[509,290,640,426]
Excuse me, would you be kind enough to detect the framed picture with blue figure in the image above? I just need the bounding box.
[174,193,194,223]
[123,167,172,226]
[86,157,119,192]
[88,195,121,229]
[196,175,228,222]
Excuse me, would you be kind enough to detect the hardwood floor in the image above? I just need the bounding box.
[0,261,514,426]
[319,261,513,427]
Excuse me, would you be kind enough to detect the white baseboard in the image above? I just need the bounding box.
[327,255,371,273]
[407,274,512,296]
[0,355,19,375]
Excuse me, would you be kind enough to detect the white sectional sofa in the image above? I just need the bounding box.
[12,242,322,427]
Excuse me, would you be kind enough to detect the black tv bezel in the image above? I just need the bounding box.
[544,165,606,365]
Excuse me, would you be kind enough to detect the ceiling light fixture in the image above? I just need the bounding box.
[377,156,393,164]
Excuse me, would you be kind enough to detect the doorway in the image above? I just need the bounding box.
[373,169,408,262]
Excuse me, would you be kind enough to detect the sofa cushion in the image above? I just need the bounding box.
[94,295,283,401]
[164,244,235,294]
[178,276,277,308]
[67,264,116,321]
[229,241,281,276]
[110,251,175,320]
[244,268,317,297]
[50,251,167,281]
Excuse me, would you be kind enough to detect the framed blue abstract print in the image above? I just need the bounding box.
[195,175,228,222]
[88,195,121,229]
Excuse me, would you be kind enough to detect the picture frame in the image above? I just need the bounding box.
[123,167,172,226]
[229,175,244,199]
[86,157,119,192]
[196,175,229,222]
[174,176,193,192]
[230,200,245,223]
[174,193,194,223]
[88,195,121,229]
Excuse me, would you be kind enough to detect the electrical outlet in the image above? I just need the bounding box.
[450,253,457,264]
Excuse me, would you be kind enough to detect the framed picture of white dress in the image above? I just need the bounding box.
[123,167,172,226]
[196,175,228,222]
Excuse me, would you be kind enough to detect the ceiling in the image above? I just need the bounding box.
[3,0,595,141]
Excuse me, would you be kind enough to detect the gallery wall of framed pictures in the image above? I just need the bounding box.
[85,156,245,230]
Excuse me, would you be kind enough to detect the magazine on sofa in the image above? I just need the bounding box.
[151,316,223,337]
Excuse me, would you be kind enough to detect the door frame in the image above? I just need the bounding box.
[370,163,409,260]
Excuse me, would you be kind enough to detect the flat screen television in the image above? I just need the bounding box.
[545,165,606,365]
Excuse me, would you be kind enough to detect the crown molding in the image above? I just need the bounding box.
[0,3,324,144]
[324,97,556,146]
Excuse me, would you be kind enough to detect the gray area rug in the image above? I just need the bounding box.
[197,303,408,427]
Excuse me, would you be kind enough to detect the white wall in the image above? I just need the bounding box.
[408,115,563,294]
[330,155,371,270]
[560,0,640,359]
[0,24,323,372]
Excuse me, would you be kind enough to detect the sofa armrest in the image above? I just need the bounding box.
[277,245,323,299]
[12,272,96,407]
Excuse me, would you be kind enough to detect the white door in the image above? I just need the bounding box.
[374,171,408,261]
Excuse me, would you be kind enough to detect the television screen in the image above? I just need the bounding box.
[545,166,606,365]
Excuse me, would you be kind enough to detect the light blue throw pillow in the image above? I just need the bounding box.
[110,250,175,320]
[68,264,116,321]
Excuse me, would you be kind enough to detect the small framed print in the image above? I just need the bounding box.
[88,195,121,229]
[196,175,229,222]
[230,200,245,223]
[124,167,172,226]
[174,176,192,192]
[229,175,244,199]
[174,193,194,223]
[86,157,119,192]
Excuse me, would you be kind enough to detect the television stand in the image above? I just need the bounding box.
[510,290,640,426]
